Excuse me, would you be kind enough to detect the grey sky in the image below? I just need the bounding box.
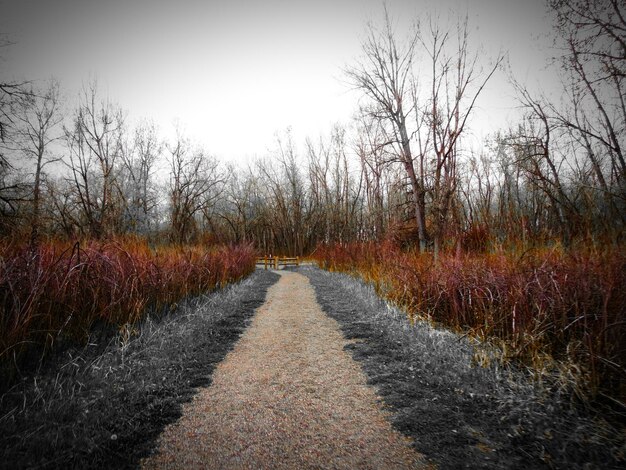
[1,0,557,161]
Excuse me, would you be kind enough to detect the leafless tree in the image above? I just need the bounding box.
[549,0,625,182]
[416,17,503,256]
[167,130,224,244]
[354,114,391,239]
[205,164,261,245]
[0,41,34,231]
[255,131,306,254]
[64,81,124,237]
[502,0,626,242]
[9,80,62,242]
[347,9,502,255]
[118,120,162,235]
[0,37,33,149]
[344,7,429,250]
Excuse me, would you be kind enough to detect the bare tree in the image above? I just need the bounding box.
[0,40,34,231]
[347,9,502,255]
[167,130,224,244]
[510,90,583,241]
[345,7,429,250]
[118,120,162,235]
[501,0,626,242]
[0,157,28,234]
[306,125,363,245]
[305,135,331,242]
[355,114,391,239]
[64,81,124,237]
[549,0,625,182]
[9,80,62,242]
[208,165,272,247]
[0,36,33,149]
[415,17,503,256]
[256,131,307,254]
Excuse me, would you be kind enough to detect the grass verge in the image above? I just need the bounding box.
[300,266,625,469]
[0,237,256,388]
[0,269,279,469]
[311,242,626,408]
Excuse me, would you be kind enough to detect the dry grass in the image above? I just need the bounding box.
[0,269,278,469]
[311,242,626,409]
[0,236,256,388]
[301,266,625,468]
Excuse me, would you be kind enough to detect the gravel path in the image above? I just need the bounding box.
[141,270,427,469]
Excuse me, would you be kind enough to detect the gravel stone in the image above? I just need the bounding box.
[142,271,427,469]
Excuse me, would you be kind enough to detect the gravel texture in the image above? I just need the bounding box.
[142,270,427,469]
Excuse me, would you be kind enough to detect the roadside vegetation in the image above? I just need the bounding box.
[0,237,255,389]
[303,266,624,469]
[311,242,626,413]
[0,269,278,469]
[0,0,623,464]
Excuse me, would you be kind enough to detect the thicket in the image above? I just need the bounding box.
[313,242,626,408]
[0,237,255,388]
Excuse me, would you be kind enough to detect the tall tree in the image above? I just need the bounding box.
[355,114,390,239]
[167,130,224,244]
[10,80,62,242]
[0,39,33,232]
[416,17,502,256]
[118,120,162,235]
[550,0,625,183]
[505,0,626,242]
[65,81,124,237]
[345,7,428,250]
[347,9,501,254]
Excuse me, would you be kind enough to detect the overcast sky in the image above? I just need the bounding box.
[1,0,557,162]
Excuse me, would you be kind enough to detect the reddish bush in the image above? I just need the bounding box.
[312,242,626,403]
[0,237,256,384]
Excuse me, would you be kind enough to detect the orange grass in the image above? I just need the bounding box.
[313,242,626,405]
[0,237,256,385]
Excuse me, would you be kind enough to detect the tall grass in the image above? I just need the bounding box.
[0,237,256,386]
[312,242,626,406]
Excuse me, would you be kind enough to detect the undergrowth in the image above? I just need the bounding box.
[311,241,626,412]
[0,269,279,469]
[302,266,625,469]
[0,236,256,388]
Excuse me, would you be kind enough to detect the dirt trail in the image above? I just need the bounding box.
[141,270,426,469]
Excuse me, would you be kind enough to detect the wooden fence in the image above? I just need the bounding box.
[255,256,300,270]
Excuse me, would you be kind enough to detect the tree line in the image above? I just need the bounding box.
[0,0,623,254]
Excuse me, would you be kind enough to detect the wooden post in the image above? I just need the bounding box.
[264,256,267,270]
[274,257,278,269]
[296,256,300,266]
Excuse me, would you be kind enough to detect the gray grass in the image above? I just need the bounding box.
[301,266,624,469]
[0,269,279,469]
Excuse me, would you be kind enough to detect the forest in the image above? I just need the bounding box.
[0,0,624,410]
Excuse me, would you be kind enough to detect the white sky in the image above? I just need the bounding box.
[1,0,557,163]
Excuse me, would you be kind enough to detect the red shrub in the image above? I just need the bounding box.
[0,238,256,384]
[312,242,626,403]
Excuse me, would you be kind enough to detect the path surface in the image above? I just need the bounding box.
[141,270,426,469]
